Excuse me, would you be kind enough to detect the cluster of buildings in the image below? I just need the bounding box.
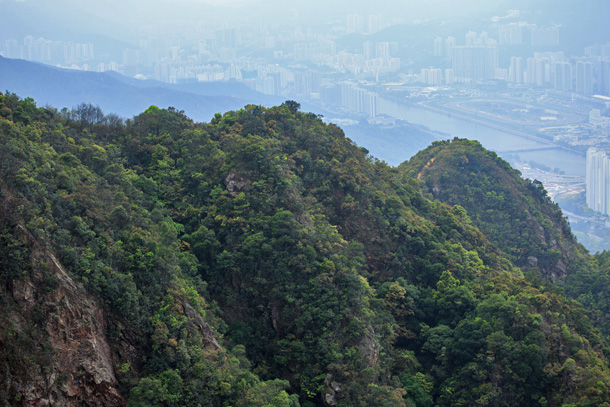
[506,53,610,96]
[425,25,610,98]
[346,13,386,35]
[0,14,396,119]
[337,82,378,117]
[497,22,560,47]
[3,36,95,67]
[590,108,610,128]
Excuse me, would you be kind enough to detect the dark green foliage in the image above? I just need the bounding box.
[2,92,610,406]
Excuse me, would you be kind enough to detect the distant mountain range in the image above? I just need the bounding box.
[0,56,285,121]
[0,56,437,165]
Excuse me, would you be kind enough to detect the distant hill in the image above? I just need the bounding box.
[0,56,283,121]
[102,70,278,100]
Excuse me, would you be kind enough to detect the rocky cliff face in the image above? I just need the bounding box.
[0,224,126,406]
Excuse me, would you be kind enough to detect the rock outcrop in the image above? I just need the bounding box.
[0,225,125,406]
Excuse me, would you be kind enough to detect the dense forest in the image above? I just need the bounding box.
[2,92,610,407]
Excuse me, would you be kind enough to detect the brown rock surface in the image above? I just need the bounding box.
[0,229,125,406]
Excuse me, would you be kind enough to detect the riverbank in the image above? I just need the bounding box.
[383,93,585,156]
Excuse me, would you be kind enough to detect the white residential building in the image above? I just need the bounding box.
[586,148,610,215]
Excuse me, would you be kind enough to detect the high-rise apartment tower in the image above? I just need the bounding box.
[586,148,610,215]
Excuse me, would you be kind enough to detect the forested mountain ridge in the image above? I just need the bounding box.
[400,138,587,282]
[400,139,610,338]
[1,92,610,407]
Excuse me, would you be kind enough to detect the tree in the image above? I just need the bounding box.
[282,100,301,114]
[71,103,105,126]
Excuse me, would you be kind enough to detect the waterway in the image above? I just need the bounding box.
[377,98,586,177]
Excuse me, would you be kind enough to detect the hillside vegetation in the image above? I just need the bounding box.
[401,139,587,281]
[2,92,610,407]
[402,138,610,338]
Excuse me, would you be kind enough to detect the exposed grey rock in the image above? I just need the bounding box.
[528,256,538,267]
[225,172,250,197]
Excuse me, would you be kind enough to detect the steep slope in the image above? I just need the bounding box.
[2,93,610,407]
[400,138,589,282]
[0,94,298,407]
[0,192,125,406]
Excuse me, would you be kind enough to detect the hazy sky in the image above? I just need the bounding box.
[1,0,608,46]
[0,0,532,33]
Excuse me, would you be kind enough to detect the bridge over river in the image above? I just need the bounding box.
[498,145,560,154]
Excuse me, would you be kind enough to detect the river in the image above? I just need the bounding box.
[377,98,586,177]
